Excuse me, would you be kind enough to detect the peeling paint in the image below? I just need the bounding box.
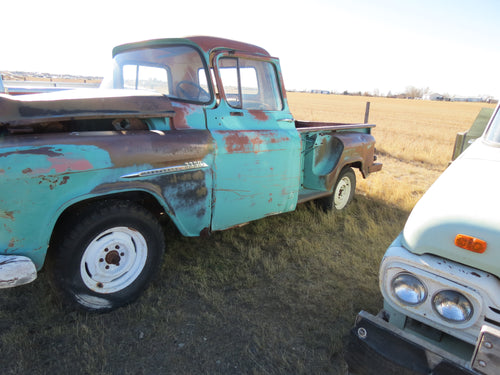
[224,133,251,153]
[0,210,14,220]
[248,110,269,121]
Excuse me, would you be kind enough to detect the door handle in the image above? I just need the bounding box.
[230,111,244,117]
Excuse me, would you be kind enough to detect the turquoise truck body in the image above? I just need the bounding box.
[0,37,381,310]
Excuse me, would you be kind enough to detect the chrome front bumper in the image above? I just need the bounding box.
[0,254,37,288]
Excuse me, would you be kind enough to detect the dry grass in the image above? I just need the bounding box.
[288,92,495,210]
[0,92,490,374]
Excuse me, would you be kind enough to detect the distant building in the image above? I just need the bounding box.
[310,89,331,95]
[422,93,444,101]
[451,96,483,102]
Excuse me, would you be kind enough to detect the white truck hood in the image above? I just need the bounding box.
[402,138,500,278]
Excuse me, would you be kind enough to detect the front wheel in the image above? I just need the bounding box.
[318,167,356,211]
[52,200,165,312]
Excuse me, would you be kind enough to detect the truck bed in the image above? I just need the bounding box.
[295,120,375,133]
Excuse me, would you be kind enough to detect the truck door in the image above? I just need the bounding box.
[206,53,301,230]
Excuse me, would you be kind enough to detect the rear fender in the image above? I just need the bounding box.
[301,131,375,192]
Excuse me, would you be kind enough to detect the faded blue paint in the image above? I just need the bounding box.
[206,99,301,230]
[0,144,113,268]
[301,132,344,192]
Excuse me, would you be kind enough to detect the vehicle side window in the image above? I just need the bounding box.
[218,57,283,111]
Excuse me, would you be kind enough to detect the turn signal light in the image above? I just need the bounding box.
[455,234,487,253]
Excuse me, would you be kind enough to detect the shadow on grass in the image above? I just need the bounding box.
[0,196,409,375]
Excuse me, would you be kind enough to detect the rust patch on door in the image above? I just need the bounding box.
[248,110,269,121]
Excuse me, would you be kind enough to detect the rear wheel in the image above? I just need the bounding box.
[53,200,165,312]
[318,167,356,211]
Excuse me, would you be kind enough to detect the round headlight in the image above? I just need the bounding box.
[391,273,427,306]
[433,290,473,323]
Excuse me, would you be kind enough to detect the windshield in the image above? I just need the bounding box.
[101,45,212,103]
[484,106,500,144]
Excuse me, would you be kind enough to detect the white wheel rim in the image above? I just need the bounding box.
[334,176,351,209]
[80,227,148,293]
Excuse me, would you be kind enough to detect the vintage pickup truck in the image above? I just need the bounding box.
[0,36,381,311]
[346,103,500,374]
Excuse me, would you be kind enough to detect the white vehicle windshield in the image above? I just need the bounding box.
[101,45,212,103]
[484,106,500,144]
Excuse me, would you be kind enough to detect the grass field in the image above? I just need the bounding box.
[288,93,495,210]
[0,93,495,374]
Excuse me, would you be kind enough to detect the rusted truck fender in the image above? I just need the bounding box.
[0,130,215,269]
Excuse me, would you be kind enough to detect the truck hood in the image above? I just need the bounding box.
[0,88,175,126]
[402,138,500,278]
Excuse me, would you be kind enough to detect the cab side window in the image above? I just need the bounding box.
[218,57,283,111]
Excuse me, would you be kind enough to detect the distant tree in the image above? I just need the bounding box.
[405,86,423,98]
[404,86,431,98]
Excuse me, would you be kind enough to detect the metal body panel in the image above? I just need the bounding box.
[0,130,214,268]
[0,89,175,126]
[403,138,500,279]
[207,101,301,230]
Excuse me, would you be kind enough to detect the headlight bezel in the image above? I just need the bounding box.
[381,264,482,331]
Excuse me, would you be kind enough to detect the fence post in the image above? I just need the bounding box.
[364,102,371,124]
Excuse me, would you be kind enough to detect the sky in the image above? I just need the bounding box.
[2,0,500,98]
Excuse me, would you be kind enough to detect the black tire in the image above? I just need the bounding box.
[318,167,356,211]
[53,200,165,312]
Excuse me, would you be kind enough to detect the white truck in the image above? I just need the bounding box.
[346,103,500,375]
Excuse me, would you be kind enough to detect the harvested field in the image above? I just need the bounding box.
[0,93,495,374]
[288,92,495,210]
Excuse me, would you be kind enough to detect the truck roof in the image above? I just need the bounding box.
[0,89,175,126]
[112,36,271,58]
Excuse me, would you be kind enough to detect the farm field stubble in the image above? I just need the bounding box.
[288,92,495,210]
[0,93,494,374]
